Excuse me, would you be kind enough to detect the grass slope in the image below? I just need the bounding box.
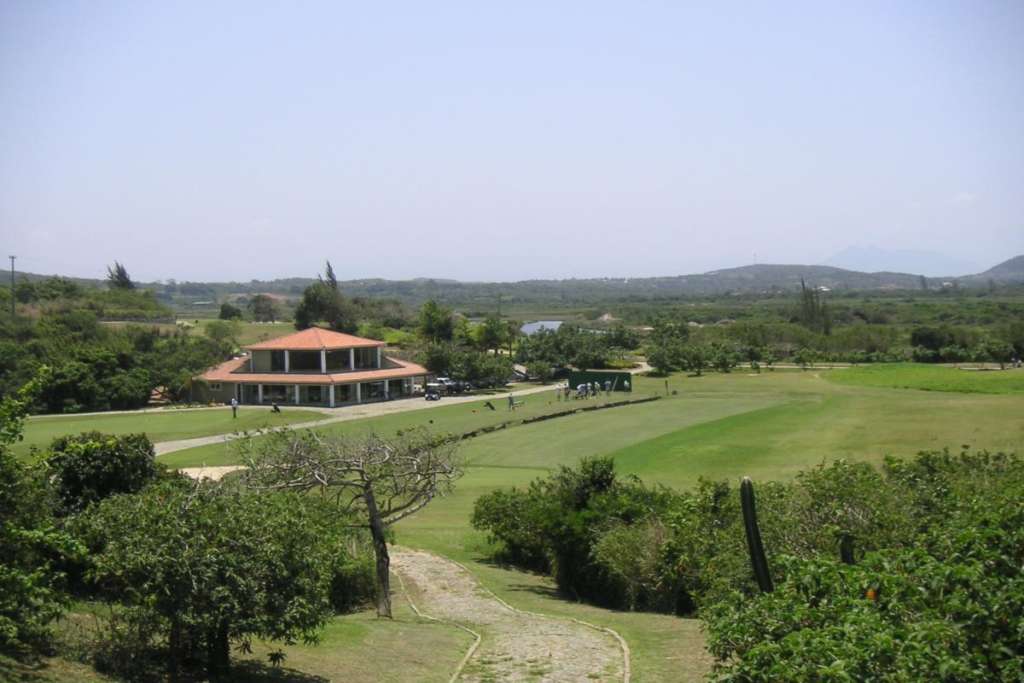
[828,362,1024,394]
[48,368,1024,681]
[395,369,1024,680]
[160,386,663,469]
[17,407,322,459]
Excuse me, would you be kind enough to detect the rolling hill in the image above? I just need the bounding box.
[10,256,1023,308]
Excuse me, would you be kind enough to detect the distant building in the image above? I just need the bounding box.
[197,327,428,407]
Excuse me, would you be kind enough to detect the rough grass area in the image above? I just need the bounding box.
[17,407,322,459]
[827,362,1024,394]
[34,599,470,682]
[191,319,296,346]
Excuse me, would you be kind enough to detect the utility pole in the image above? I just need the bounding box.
[8,256,14,317]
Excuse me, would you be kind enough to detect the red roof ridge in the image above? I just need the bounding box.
[245,327,386,351]
[197,355,427,385]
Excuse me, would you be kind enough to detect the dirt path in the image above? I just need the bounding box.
[391,548,628,683]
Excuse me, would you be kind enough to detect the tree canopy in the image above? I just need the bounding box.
[241,428,461,618]
[105,262,134,290]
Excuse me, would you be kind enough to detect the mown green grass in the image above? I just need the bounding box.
[17,407,322,459]
[828,362,1024,394]
[160,383,664,469]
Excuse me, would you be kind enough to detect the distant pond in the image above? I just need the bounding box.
[520,320,563,336]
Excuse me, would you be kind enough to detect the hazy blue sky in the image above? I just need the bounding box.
[2,1,1022,282]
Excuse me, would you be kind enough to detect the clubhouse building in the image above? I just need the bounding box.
[197,327,429,408]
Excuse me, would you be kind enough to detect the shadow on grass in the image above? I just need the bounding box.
[0,655,50,683]
[226,661,328,682]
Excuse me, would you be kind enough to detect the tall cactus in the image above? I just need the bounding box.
[740,476,774,593]
[840,532,855,565]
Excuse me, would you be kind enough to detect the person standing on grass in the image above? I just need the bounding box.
[508,394,514,411]
[230,396,238,418]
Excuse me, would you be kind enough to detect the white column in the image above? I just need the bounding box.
[294,385,300,405]
[249,353,254,371]
[257,384,263,404]
[349,348,355,370]
[376,347,382,368]
[320,349,327,373]
[284,350,290,373]
[355,383,361,404]
[384,380,389,400]
[329,385,335,408]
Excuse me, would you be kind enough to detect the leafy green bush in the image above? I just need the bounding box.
[472,442,1024,676]
[72,479,353,678]
[704,481,1024,681]
[46,431,161,514]
[0,370,82,655]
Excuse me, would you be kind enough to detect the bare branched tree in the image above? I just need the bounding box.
[238,428,461,618]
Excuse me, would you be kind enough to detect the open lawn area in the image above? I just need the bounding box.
[149,366,1024,681]
[16,407,322,459]
[827,362,1024,394]
[31,598,471,683]
[159,383,664,469]
[192,319,296,346]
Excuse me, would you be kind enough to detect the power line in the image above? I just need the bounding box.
[8,256,15,317]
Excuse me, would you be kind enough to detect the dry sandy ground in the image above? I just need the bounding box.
[177,465,246,481]
[392,547,627,682]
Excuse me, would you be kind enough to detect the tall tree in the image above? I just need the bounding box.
[74,479,343,679]
[294,281,357,333]
[241,428,461,618]
[797,278,832,335]
[248,294,279,322]
[417,299,454,343]
[322,260,339,291]
[478,315,506,355]
[106,261,134,290]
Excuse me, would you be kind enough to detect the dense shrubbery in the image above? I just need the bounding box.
[705,453,1024,681]
[473,450,1024,679]
[71,477,374,679]
[641,317,1023,371]
[0,370,375,676]
[0,371,82,654]
[514,323,638,371]
[0,309,232,412]
[46,432,161,514]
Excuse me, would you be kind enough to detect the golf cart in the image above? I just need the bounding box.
[425,382,443,401]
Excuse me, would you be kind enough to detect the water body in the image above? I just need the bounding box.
[520,320,563,336]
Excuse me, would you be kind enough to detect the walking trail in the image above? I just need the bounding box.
[391,547,628,683]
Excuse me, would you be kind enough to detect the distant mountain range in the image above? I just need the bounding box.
[825,246,982,278]
[12,256,1024,307]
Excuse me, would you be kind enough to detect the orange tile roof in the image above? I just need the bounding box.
[198,356,428,385]
[246,327,386,351]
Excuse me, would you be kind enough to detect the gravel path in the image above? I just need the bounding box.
[392,548,627,683]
